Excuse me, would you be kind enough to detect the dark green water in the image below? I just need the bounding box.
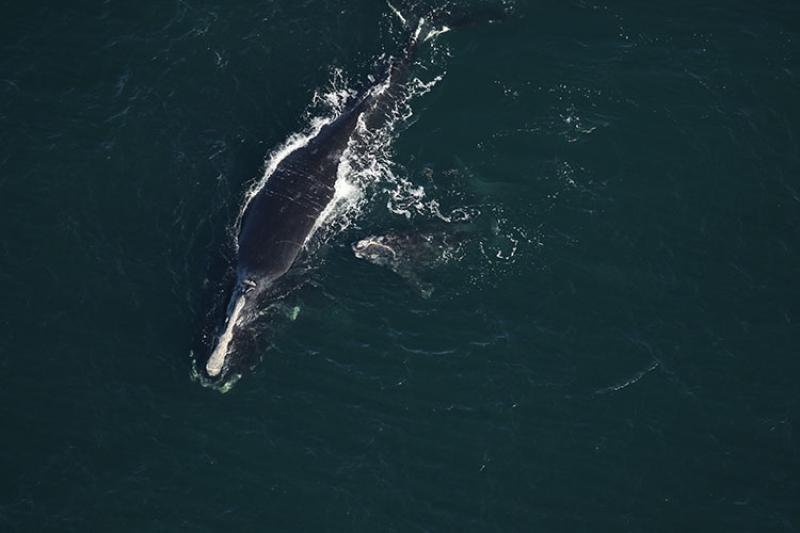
[2,1,799,530]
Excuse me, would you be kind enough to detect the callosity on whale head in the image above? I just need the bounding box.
[204,275,266,378]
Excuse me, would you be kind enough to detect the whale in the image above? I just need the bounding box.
[352,227,472,297]
[203,6,505,380]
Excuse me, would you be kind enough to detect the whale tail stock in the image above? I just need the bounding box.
[392,1,508,68]
[355,1,507,130]
[387,1,509,37]
[356,1,508,119]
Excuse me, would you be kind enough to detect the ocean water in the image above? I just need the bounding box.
[1,1,799,531]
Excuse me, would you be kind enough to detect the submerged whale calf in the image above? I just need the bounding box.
[204,7,504,380]
[353,229,469,297]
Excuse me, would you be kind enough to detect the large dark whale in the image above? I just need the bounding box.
[204,7,504,379]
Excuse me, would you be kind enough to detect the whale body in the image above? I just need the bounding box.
[203,7,506,380]
[205,18,433,378]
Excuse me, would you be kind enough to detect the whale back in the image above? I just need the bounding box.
[236,102,367,280]
[235,12,467,282]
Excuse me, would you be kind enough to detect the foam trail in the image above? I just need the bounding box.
[595,360,660,395]
[206,292,247,377]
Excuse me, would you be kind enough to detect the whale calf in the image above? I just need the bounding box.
[204,6,505,380]
[352,229,470,297]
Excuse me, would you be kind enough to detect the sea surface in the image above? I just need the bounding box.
[1,1,799,531]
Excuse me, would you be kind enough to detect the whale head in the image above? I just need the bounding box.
[205,275,268,379]
[352,237,398,266]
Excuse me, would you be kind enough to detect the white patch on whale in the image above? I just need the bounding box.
[205,291,248,377]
